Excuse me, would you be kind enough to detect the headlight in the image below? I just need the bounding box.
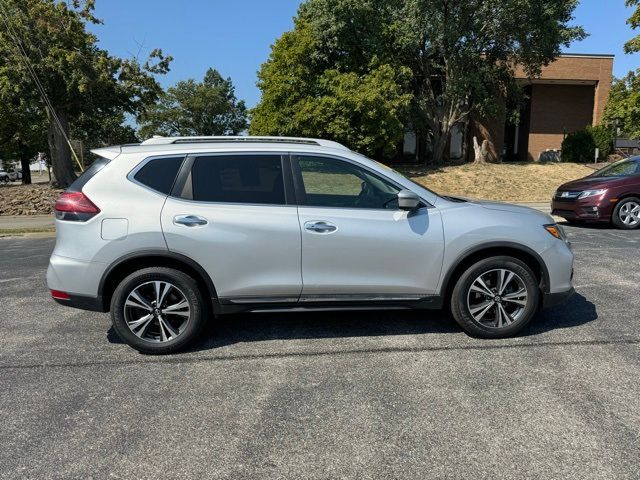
[578,189,607,199]
[544,224,567,241]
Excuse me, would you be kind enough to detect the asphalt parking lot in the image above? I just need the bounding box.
[1,225,639,479]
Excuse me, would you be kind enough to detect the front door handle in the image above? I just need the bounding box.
[304,221,337,234]
[174,215,208,227]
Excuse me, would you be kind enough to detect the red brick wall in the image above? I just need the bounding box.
[527,84,595,161]
[514,56,613,125]
[466,56,613,162]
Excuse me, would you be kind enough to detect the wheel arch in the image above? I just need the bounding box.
[440,242,550,305]
[99,250,220,314]
[611,193,640,213]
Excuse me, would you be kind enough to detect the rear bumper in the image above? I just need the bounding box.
[47,254,108,311]
[53,293,106,312]
[542,287,575,309]
[47,254,106,297]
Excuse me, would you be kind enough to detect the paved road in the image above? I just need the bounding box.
[0,226,639,479]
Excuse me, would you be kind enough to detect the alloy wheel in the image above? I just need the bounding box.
[618,201,640,227]
[466,269,529,328]
[123,281,191,342]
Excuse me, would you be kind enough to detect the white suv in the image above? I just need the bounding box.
[47,136,574,353]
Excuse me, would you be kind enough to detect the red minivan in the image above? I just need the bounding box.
[552,157,640,229]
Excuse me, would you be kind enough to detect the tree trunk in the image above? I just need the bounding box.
[430,127,450,164]
[18,142,32,185]
[47,108,76,188]
[473,136,489,163]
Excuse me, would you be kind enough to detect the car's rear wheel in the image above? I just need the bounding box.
[450,256,540,338]
[612,197,640,230]
[110,267,206,354]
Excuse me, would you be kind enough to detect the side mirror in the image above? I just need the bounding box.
[397,189,421,210]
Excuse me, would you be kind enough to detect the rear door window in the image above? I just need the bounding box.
[187,155,286,205]
[133,156,184,194]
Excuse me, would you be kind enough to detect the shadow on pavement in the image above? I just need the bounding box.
[106,293,597,353]
[525,292,598,336]
[107,308,459,351]
[557,220,613,230]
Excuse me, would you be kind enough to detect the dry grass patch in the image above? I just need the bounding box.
[400,162,595,202]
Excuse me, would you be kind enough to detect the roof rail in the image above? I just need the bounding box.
[139,136,351,151]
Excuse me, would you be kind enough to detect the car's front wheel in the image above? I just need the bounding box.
[110,267,206,354]
[612,197,640,230]
[450,256,540,338]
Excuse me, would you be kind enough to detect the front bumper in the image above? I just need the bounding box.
[542,287,575,309]
[551,198,613,222]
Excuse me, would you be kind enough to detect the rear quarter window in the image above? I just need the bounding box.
[67,156,111,192]
[133,157,185,194]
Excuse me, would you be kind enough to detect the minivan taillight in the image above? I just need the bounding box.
[54,191,100,221]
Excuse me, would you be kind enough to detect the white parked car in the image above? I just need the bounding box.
[47,136,575,354]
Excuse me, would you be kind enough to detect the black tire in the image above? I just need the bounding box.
[450,256,540,339]
[612,197,640,230]
[110,267,206,354]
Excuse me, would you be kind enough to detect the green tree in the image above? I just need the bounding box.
[0,0,171,187]
[604,70,640,138]
[251,20,412,157]
[625,0,640,53]
[561,129,595,162]
[139,68,247,138]
[251,21,412,157]
[0,90,48,184]
[71,111,138,167]
[604,2,640,138]
[561,125,613,163]
[254,0,585,163]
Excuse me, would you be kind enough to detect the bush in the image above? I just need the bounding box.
[561,125,613,162]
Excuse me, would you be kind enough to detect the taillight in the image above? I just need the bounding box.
[54,191,100,221]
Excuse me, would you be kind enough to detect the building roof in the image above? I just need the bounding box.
[559,53,615,59]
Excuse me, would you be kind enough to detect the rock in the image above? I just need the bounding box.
[0,184,63,216]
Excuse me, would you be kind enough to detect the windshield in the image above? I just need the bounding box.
[591,158,640,178]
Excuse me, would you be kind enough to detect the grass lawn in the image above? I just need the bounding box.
[399,161,596,202]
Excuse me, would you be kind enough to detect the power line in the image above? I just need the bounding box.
[0,0,84,171]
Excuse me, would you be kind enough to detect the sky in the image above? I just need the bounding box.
[88,0,640,109]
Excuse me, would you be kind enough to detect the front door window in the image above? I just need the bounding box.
[294,156,401,209]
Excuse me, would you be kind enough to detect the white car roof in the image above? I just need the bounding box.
[91,136,351,160]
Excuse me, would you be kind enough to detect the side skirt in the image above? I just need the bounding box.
[216,294,443,315]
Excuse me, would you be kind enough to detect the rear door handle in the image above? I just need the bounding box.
[174,215,208,227]
[304,221,337,234]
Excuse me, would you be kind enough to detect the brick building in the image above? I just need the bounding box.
[403,53,614,162]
